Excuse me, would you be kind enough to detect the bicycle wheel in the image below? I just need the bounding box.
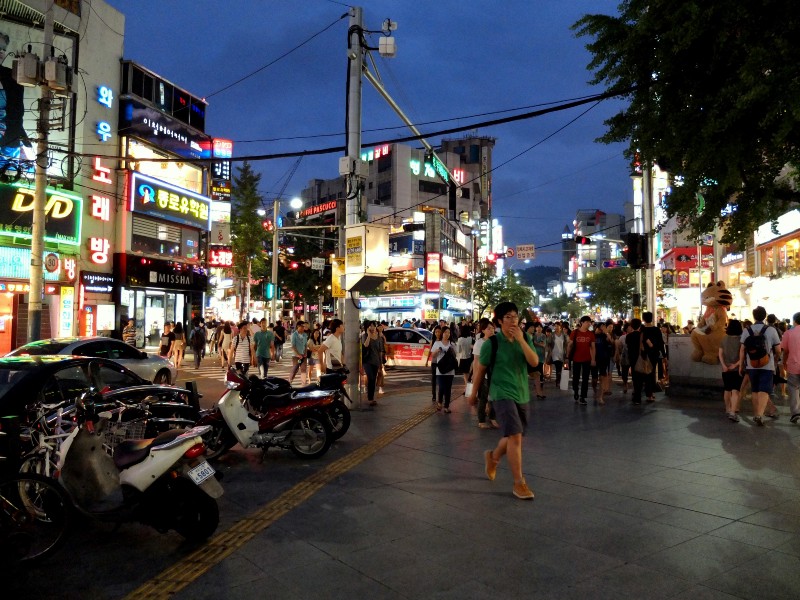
[0,473,72,565]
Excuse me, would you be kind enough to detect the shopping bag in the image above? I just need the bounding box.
[560,371,570,391]
[464,381,474,397]
[634,355,653,375]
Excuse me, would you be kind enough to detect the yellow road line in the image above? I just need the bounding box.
[126,405,436,600]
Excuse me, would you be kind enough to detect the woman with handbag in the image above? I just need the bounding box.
[626,318,645,404]
[640,312,664,402]
[430,327,457,412]
[426,326,443,404]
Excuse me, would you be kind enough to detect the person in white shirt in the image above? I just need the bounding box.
[430,327,457,413]
[319,319,345,372]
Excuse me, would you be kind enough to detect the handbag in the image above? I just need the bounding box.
[437,347,457,373]
[634,337,653,375]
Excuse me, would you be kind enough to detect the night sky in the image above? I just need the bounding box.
[105,0,631,267]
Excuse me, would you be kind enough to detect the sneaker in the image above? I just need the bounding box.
[727,412,740,423]
[791,414,800,424]
[484,450,497,481]
[754,416,765,427]
[579,398,587,405]
[513,479,535,500]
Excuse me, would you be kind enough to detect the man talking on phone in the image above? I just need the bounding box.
[467,302,539,500]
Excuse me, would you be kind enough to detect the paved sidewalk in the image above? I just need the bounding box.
[161,381,800,600]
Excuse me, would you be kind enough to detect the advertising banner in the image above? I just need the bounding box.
[331,257,345,298]
[425,252,441,292]
[119,98,211,160]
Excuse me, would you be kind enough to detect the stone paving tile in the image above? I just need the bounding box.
[687,497,763,520]
[709,520,796,549]
[633,534,763,583]
[741,509,800,533]
[538,562,693,600]
[652,507,733,534]
[669,584,756,599]
[703,549,800,600]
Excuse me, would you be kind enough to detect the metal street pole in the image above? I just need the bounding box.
[270,199,280,323]
[28,6,54,342]
[342,6,364,407]
[643,162,657,314]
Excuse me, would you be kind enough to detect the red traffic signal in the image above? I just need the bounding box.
[574,235,592,245]
[289,261,299,269]
[486,253,497,263]
[262,220,273,231]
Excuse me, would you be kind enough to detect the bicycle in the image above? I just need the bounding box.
[0,472,72,565]
[19,401,76,479]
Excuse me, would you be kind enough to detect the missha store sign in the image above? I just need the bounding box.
[115,254,208,292]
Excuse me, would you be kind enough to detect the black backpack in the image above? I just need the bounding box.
[190,326,205,350]
[744,325,771,368]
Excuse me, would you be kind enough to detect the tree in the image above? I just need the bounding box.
[541,294,587,320]
[472,265,534,318]
[230,162,269,319]
[579,268,636,316]
[573,1,800,244]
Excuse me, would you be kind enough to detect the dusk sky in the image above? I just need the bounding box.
[105,0,631,267]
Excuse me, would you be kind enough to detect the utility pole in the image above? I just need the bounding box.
[270,198,280,323]
[642,162,657,314]
[342,6,364,407]
[28,6,55,342]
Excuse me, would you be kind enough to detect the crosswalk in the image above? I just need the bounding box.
[174,354,432,388]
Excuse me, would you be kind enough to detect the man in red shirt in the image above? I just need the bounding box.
[568,316,596,405]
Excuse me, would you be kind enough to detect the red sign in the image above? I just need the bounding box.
[425,252,441,293]
[298,200,337,219]
[209,246,233,267]
[80,306,97,337]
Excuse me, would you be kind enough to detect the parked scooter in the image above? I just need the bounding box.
[58,392,223,542]
[262,368,351,441]
[197,368,336,461]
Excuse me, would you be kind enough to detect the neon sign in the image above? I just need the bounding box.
[97,86,114,108]
[208,246,233,267]
[361,144,391,162]
[298,200,337,218]
[97,121,112,142]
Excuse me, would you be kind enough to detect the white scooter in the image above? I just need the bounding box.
[58,392,223,542]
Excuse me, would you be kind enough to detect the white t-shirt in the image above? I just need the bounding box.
[323,334,343,369]
[431,341,455,376]
[740,323,782,371]
[456,336,473,360]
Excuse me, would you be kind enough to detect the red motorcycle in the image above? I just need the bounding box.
[197,368,335,460]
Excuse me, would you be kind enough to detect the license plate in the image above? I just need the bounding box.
[188,461,215,485]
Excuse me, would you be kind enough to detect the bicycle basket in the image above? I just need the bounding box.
[102,419,147,454]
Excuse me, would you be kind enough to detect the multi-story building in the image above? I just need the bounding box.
[566,209,627,285]
[299,136,495,323]
[0,0,123,352]
[111,60,219,346]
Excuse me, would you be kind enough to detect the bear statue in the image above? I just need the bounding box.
[690,281,733,364]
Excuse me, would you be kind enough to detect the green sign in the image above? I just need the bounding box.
[0,183,83,246]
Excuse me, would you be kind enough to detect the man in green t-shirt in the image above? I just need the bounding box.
[466,302,539,500]
[253,318,276,378]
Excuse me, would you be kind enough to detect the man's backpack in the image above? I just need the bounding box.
[744,325,771,368]
[190,326,205,351]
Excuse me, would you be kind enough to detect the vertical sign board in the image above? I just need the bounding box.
[59,287,75,337]
[331,258,346,298]
[425,252,441,292]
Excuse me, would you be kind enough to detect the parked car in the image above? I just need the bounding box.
[382,327,432,368]
[0,355,196,420]
[7,337,177,384]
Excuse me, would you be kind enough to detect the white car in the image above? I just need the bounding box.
[383,328,432,368]
[7,337,178,384]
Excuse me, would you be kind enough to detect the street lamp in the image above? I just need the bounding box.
[270,197,303,324]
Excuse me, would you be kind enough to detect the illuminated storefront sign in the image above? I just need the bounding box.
[298,200,337,219]
[97,85,114,108]
[81,271,114,293]
[115,253,208,292]
[129,172,211,230]
[208,246,233,267]
[89,238,110,264]
[120,98,211,160]
[425,252,441,292]
[361,144,391,162]
[0,183,82,246]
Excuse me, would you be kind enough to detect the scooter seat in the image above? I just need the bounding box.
[113,429,185,470]
[292,384,318,393]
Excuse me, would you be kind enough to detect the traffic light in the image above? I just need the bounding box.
[262,219,273,231]
[289,261,299,269]
[624,233,649,269]
[448,179,457,219]
[486,253,497,263]
[265,282,274,300]
[574,235,592,245]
